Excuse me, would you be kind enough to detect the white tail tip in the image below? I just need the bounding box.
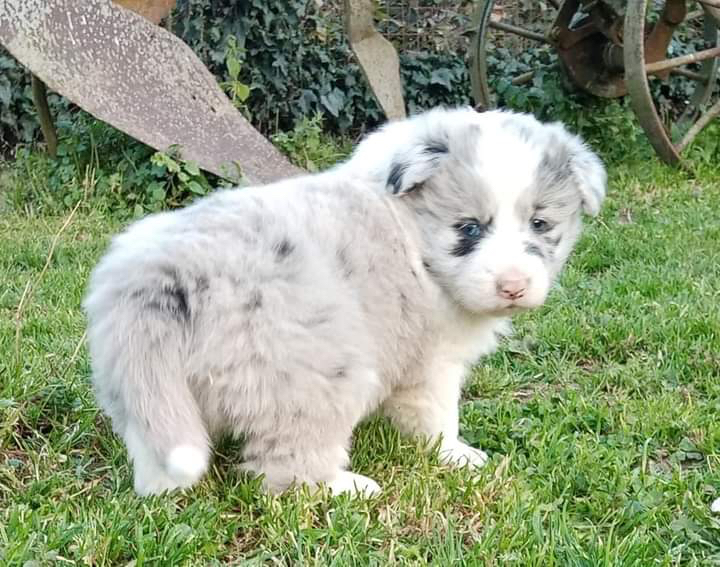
[166,445,209,486]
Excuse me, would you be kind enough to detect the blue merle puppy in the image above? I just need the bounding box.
[84,107,606,496]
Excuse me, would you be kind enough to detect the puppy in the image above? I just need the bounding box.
[83,107,606,496]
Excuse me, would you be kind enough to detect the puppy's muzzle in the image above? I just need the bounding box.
[495,269,530,301]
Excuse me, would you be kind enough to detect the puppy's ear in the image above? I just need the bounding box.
[568,141,606,216]
[386,138,449,195]
[542,123,607,216]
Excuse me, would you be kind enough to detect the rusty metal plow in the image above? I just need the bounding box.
[0,0,302,185]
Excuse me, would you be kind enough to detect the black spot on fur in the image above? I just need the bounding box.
[166,285,189,319]
[336,248,353,279]
[244,289,263,311]
[424,140,449,155]
[422,259,441,279]
[525,243,545,259]
[451,220,490,257]
[334,367,347,379]
[137,268,191,323]
[387,161,408,194]
[195,276,210,293]
[452,238,479,258]
[274,239,294,260]
[399,291,409,317]
[301,312,331,328]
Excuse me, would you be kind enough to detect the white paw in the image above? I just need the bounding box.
[712,498,720,513]
[326,471,381,497]
[439,439,489,469]
[134,471,182,496]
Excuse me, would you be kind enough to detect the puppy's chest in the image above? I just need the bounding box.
[432,316,508,368]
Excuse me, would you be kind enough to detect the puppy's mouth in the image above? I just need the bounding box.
[501,299,537,313]
[478,301,529,317]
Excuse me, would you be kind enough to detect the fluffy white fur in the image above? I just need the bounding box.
[713,498,720,513]
[84,107,606,496]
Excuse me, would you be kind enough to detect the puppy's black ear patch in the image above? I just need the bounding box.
[424,140,449,155]
[388,161,409,195]
[386,139,449,195]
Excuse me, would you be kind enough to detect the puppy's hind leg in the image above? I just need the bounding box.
[239,369,382,497]
[242,441,380,497]
[382,361,488,469]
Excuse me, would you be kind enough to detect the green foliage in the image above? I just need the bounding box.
[400,51,472,115]
[2,112,215,217]
[2,0,718,216]
[271,114,351,171]
[220,35,252,108]
[0,49,73,156]
[172,0,383,134]
[172,0,473,135]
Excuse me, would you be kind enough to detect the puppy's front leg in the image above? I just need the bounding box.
[382,361,488,468]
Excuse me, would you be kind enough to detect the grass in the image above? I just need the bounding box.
[1,154,720,565]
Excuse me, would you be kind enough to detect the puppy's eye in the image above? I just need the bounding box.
[459,222,483,238]
[531,218,551,233]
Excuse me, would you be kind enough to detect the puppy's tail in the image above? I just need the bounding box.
[85,283,211,493]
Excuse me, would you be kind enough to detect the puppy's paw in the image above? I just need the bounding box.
[439,439,489,469]
[134,470,183,496]
[326,471,381,497]
[712,498,720,513]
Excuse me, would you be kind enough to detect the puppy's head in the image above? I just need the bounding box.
[366,107,606,316]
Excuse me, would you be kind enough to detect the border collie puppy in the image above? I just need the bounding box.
[84,107,606,496]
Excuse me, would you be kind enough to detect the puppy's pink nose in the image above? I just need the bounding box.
[496,270,530,301]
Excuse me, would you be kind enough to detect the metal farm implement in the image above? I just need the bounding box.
[470,0,720,164]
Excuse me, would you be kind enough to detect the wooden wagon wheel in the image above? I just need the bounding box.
[625,0,720,164]
[469,0,720,165]
[470,0,634,111]
[470,0,563,110]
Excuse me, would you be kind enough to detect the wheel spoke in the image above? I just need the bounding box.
[645,46,720,75]
[488,20,548,43]
[677,98,720,151]
[670,67,708,82]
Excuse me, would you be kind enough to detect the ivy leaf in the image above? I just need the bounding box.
[430,68,453,88]
[320,88,345,118]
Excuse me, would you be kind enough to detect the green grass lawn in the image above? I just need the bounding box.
[1,160,719,565]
